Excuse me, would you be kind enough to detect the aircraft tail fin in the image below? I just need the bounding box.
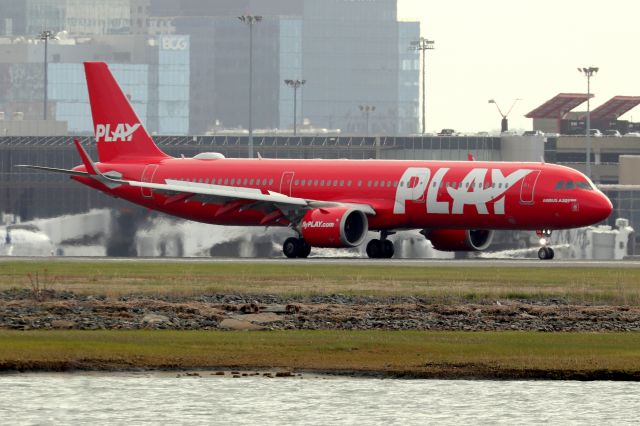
[84,62,169,163]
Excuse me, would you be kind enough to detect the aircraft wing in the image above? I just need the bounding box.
[120,178,376,217]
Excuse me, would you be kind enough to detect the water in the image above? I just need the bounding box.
[0,374,639,425]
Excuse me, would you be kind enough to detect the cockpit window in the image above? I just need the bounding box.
[555,181,564,190]
[565,180,575,190]
[576,181,593,190]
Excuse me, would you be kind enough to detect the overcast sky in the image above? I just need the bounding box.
[397,0,640,133]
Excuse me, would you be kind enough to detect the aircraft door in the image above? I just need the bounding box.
[519,170,540,205]
[141,164,159,198]
[280,172,294,196]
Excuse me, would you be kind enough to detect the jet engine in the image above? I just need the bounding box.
[300,207,368,248]
[422,229,494,252]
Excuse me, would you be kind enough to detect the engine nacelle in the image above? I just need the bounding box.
[300,207,368,248]
[423,229,494,252]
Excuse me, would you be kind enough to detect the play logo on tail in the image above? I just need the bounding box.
[84,62,168,162]
[95,123,141,142]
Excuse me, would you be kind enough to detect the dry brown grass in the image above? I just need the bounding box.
[0,260,639,305]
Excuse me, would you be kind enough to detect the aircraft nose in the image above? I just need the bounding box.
[593,191,613,223]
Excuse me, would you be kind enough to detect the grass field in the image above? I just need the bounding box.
[1,260,640,304]
[0,330,639,379]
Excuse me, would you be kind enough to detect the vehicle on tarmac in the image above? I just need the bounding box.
[19,62,613,260]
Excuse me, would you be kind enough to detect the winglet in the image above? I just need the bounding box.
[468,152,475,161]
[73,138,122,189]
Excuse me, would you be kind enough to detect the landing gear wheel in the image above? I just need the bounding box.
[382,240,395,258]
[283,237,300,258]
[298,239,311,258]
[537,246,554,260]
[366,239,382,259]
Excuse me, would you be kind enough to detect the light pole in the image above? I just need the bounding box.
[39,30,57,120]
[238,15,262,158]
[359,105,376,135]
[488,98,521,132]
[410,37,435,134]
[284,79,306,135]
[578,66,598,178]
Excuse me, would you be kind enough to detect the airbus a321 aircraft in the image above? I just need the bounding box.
[20,62,613,260]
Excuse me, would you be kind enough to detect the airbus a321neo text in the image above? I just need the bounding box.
[19,62,613,260]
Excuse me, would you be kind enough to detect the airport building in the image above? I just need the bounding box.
[0,0,420,136]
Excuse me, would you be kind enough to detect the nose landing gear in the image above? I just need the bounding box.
[536,229,554,260]
[366,231,395,259]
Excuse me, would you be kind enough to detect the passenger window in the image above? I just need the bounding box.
[314,179,319,186]
[565,180,575,190]
[367,180,372,187]
[347,180,352,187]
[498,183,502,188]
[358,180,363,187]
[334,180,338,186]
[465,182,469,188]
[224,178,229,185]
[555,181,564,190]
[230,178,235,185]
[262,178,267,185]
[387,181,391,187]
[373,181,378,187]
[269,178,274,185]
[242,178,247,185]
[294,179,299,185]
[308,179,313,185]
[320,179,325,186]
[301,180,306,186]
[433,181,437,188]
[340,180,344,186]
[250,178,254,185]
[393,181,398,188]
[218,178,223,184]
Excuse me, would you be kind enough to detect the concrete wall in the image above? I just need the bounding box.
[500,135,545,162]
[619,156,640,185]
[0,120,67,136]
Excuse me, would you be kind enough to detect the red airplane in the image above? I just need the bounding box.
[19,62,613,260]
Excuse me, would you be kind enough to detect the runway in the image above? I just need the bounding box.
[1,256,640,268]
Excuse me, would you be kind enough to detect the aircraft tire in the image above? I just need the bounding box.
[537,246,554,260]
[283,237,300,258]
[366,239,381,258]
[382,240,395,258]
[298,239,311,258]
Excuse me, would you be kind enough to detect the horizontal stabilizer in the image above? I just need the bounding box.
[15,165,88,176]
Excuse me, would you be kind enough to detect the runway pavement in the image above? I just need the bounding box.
[1,256,640,268]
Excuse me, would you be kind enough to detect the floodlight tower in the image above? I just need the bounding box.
[359,105,376,135]
[578,66,599,178]
[488,98,521,132]
[238,15,262,158]
[284,79,306,135]
[409,37,435,134]
[39,30,57,120]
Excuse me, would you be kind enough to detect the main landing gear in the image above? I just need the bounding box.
[366,231,395,259]
[536,229,554,260]
[283,237,311,259]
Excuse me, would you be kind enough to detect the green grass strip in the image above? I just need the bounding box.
[1,330,639,379]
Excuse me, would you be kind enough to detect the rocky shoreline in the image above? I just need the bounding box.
[2,289,640,332]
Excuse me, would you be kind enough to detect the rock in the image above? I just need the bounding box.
[235,313,282,324]
[142,313,170,324]
[51,320,75,329]
[275,371,294,377]
[218,318,266,330]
